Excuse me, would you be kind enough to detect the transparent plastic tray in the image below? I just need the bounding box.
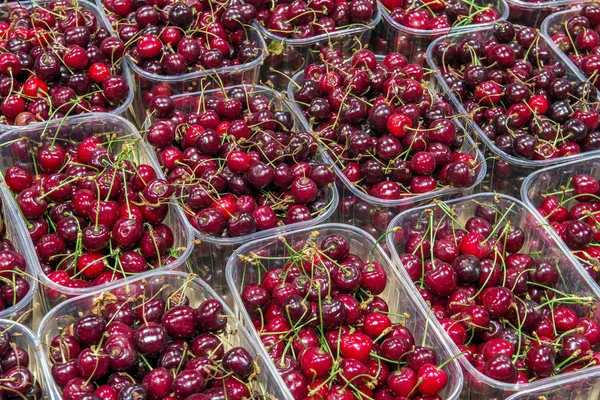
[507,0,590,28]
[254,11,381,90]
[541,6,599,85]
[287,69,486,238]
[0,113,194,312]
[386,192,600,399]
[0,319,48,399]
[226,223,464,400]
[142,85,338,302]
[93,0,268,127]
[426,25,594,198]
[37,271,286,400]
[0,0,133,131]
[372,0,508,63]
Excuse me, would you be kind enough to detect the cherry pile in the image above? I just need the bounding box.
[3,134,180,292]
[0,328,42,399]
[251,0,376,38]
[144,86,335,238]
[292,48,481,200]
[380,0,500,31]
[536,173,600,284]
[0,200,32,313]
[238,233,451,399]
[431,22,600,165]
[100,0,263,81]
[549,4,600,89]
[47,284,263,400]
[392,198,600,385]
[0,1,130,126]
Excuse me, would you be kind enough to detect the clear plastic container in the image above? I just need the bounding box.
[37,270,286,400]
[0,0,134,131]
[256,11,381,91]
[142,85,339,302]
[226,223,464,400]
[0,319,49,399]
[541,7,598,84]
[507,0,590,28]
[386,192,600,399]
[371,0,508,64]
[0,187,39,327]
[287,70,487,238]
[125,23,267,127]
[521,154,600,282]
[426,26,594,198]
[0,113,194,313]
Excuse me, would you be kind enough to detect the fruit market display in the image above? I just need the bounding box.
[390,196,600,386]
[3,127,184,292]
[2,0,600,398]
[380,0,501,31]
[293,49,482,198]
[0,1,130,126]
[46,275,269,400]
[431,22,600,163]
[235,231,454,399]
[144,86,335,238]
[548,3,600,88]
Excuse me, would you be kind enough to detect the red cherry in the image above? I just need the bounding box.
[340,333,373,363]
[417,363,448,396]
[387,114,412,138]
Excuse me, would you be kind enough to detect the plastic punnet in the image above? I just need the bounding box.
[0,114,194,312]
[287,67,486,237]
[37,271,286,400]
[0,0,134,131]
[226,223,464,400]
[426,26,595,197]
[386,192,600,399]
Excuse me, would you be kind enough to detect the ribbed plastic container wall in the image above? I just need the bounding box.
[0,187,39,327]
[386,193,600,399]
[0,319,48,399]
[0,113,194,312]
[142,85,338,302]
[507,0,590,28]
[37,271,287,400]
[0,0,133,132]
[226,223,464,400]
[372,0,508,64]
[255,11,381,91]
[287,70,486,238]
[426,26,594,198]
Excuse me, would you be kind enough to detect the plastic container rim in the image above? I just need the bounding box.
[225,222,465,400]
[386,191,600,392]
[1,113,195,298]
[286,69,487,207]
[378,0,509,38]
[426,25,597,169]
[507,0,591,10]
